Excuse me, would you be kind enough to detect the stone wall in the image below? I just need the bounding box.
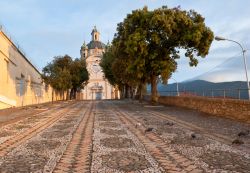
[0,30,64,109]
[157,96,250,123]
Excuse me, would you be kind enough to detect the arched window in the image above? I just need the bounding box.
[95,34,97,40]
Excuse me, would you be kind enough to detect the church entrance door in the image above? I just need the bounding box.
[95,92,102,100]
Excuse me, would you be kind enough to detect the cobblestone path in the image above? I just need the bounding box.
[0,100,249,173]
[0,101,90,172]
[0,102,78,157]
[53,101,95,173]
[111,100,250,173]
[91,102,163,173]
[0,101,75,127]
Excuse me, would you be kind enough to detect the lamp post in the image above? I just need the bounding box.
[215,36,250,100]
[171,78,179,96]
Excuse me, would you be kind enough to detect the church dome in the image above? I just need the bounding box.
[87,40,106,49]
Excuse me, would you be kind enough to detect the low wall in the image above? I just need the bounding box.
[150,96,250,123]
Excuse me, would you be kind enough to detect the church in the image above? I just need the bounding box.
[79,27,117,100]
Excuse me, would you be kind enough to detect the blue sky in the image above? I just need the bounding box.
[0,0,250,83]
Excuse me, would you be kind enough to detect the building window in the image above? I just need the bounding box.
[95,34,97,40]
[20,74,25,96]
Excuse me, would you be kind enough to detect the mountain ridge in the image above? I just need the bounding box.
[157,80,249,99]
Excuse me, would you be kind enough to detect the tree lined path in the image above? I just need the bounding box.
[0,100,249,172]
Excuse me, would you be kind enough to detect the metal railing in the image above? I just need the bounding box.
[158,88,250,100]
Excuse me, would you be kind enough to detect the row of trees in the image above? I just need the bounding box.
[42,55,89,100]
[100,6,214,103]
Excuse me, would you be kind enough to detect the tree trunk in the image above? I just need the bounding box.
[62,90,65,100]
[138,83,143,103]
[115,86,119,99]
[125,84,129,98]
[66,90,69,100]
[129,86,133,99]
[73,88,77,99]
[119,87,123,99]
[52,89,54,103]
[122,86,125,98]
[70,88,74,100]
[151,75,158,104]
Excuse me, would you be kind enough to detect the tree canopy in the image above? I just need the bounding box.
[42,55,89,99]
[101,6,214,103]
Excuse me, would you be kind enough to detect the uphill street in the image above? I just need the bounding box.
[0,100,249,173]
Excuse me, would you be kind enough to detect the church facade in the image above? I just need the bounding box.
[79,27,117,100]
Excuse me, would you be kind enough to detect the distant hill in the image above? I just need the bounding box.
[185,54,250,83]
[155,80,249,99]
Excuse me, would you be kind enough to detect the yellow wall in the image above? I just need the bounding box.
[0,30,64,109]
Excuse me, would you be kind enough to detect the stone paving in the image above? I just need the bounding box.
[91,109,162,172]
[0,102,87,172]
[114,100,250,173]
[0,100,249,173]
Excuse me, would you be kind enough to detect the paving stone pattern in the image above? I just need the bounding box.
[91,105,163,173]
[0,102,88,173]
[114,100,250,173]
[0,100,249,173]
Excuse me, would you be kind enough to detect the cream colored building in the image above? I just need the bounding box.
[0,27,63,109]
[79,27,117,100]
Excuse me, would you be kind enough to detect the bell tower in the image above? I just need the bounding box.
[80,41,88,61]
[91,26,100,41]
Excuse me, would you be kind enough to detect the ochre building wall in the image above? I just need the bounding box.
[157,96,250,123]
[0,30,63,109]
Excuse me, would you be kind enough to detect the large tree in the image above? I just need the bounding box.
[113,6,214,103]
[101,46,134,98]
[42,55,89,100]
[69,58,89,99]
[100,46,117,86]
[42,55,72,100]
